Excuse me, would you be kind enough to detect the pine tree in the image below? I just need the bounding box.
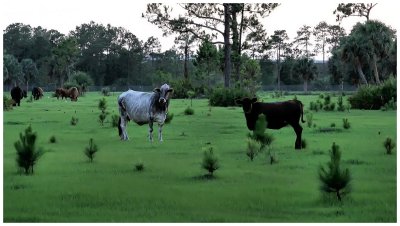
[319,142,351,201]
[14,126,44,174]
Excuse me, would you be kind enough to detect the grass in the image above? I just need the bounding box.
[2,92,397,222]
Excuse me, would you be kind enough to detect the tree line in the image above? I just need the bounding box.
[3,3,397,94]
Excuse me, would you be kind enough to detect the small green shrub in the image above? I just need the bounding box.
[111,115,120,127]
[84,138,98,163]
[306,113,313,128]
[201,146,220,177]
[381,97,396,111]
[165,113,174,124]
[71,117,79,126]
[330,123,336,128]
[248,114,274,150]
[342,118,350,129]
[383,137,395,155]
[3,96,14,111]
[98,98,109,125]
[184,106,194,115]
[26,95,33,103]
[337,95,345,111]
[319,142,351,201]
[187,90,195,107]
[49,136,56,143]
[14,126,44,175]
[169,79,193,98]
[246,138,260,161]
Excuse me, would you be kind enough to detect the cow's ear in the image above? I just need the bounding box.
[154,88,161,93]
[167,88,173,93]
[251,97,257,103]
[235,99,243,105]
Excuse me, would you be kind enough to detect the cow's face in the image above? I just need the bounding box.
[236,97,257,114]
[154,84,173,105]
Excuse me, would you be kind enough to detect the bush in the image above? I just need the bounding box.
[3,96,14,111]
[342,118,350,129]
[164,113,174,124]
[201,146,220,177]
[381,97,396,111]
[170,79,193,98]
[309,100,323,112]
[246,138,260,161]
[49,136,56,143]
[330,123,336,128]
[71,117,79,126]
[348,76,396,109]
[63,81,79,90]
[184,106,194,115]
[319,142,351,201]
[383,137,395,155]
[111,115,119,127]
[84,138,98,162]
[208,87,252,107]
[248,114,274,150]
[14,126,44,175]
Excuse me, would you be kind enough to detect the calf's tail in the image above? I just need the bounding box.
[299,101,305,123]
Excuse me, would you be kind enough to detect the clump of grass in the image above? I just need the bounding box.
[383,137,395,155]
[330,123,336,128]
[301,138,307,149]
[201,146,219,177]
[246,138,260,161]
[134,162,144,171]
[184,106,194,115]
[49,135,56,143]
[84,138,98,163]
[319,142,351,202]
[342,118,351,129]
[165,113,174,124]
[71,117,79,126]
[14,125,44,175]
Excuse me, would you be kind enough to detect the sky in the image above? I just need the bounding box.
[0,0,399,60]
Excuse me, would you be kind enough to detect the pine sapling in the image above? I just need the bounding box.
[85,138,98,162]
[14,126,44,175]
[201,146,219,177]
[383,137,395,155]
[319,142,351,201]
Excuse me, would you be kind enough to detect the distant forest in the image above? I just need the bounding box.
[3,4,397,93]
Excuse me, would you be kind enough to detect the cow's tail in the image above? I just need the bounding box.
[294,99,306,123]
[299,101,305,123]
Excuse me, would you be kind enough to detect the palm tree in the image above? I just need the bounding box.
[293,57,317,92]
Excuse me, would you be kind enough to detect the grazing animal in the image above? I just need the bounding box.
[68,87,79,101]
[32,87,44,100]
[55,88,69,100]
[10,86,27,106]
[117,84,173,142]
[236,97,305,149]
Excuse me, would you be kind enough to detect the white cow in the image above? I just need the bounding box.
[117,84,173,142]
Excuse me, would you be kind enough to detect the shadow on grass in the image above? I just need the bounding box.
[192,174,218,180]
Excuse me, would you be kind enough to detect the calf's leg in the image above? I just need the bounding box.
[119,117,129,140]
[158,123,164,142]
[149,121,154,142]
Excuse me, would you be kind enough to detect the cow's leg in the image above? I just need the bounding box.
[292,123,303,149]
[149,121,154,142]
[158,123,164,142]
[119,116,129,140]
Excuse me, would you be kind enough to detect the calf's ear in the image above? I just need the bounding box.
[251,97,257,103]
[235,99,243,105]
[153,88,161,93]
[167,88,173,93]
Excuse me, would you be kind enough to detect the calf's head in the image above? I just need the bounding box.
[236,97,257,114]
[154,84,173,105]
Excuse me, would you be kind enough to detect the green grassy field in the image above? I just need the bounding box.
[3,92,397,222]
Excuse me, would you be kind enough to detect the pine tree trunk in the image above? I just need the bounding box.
[184,44,189,80]
[223,3,231,88]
